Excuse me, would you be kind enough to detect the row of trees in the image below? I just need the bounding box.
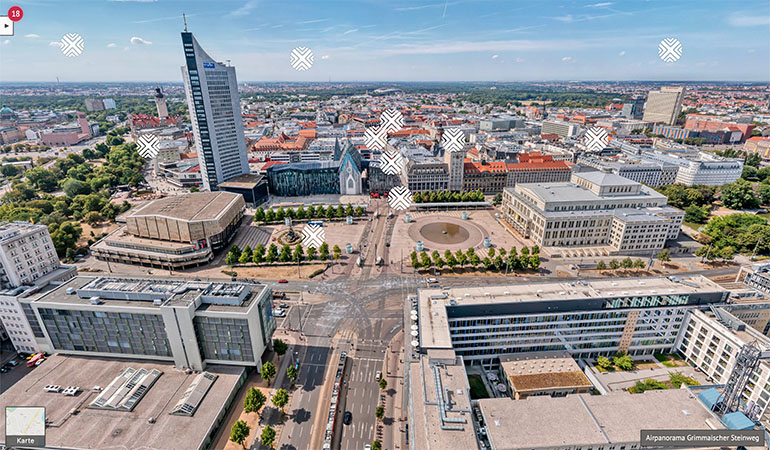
[254,204,365,224]
[410,246,541,272]
[226,242,343,265]
[699,213,770,258]
[595,257,648,271]
[596,353,634,371]
[412,190,485,204]
[231,339,295,448]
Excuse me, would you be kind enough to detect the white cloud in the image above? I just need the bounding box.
[49,41,61,47]
[491,54,499,59]
[618,50,625,56]
[344,29,358,35]
[230,0,258,17]
[561,56,573,62]
[383,38,607,55]
[321,55,330,60]
[24,34,40,38]
[554,14,574,23]
[107,43,118,48]
[130,36,152,45]
[748,48,757,53]
[728,12,770,27]
[3,40,10,46]
[586,2,613,7]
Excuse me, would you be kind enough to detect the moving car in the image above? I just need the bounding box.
[375,371,382,381]
[343,411,352,425]
[278,279,288,283]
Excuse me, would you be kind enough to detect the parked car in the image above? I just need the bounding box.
[7,359,18,367]
[279,303,289,308]
[278,279,288,283]
[343,411,352,425]
[375,371,382,381]
[0,366,9,373]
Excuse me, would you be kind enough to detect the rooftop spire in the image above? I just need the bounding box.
[183,13,187,32]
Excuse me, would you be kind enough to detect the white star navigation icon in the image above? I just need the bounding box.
[301,224,325,249]
[290,46,314,71]
[583,127,609,152]
[442,128,465,153]
[388,186,412,211]
[379,109,404,133]
[364,126,387,151]
[380,150,404,176]
[658,38,682,63]
[59,33,84,57]
[136,134,160,159]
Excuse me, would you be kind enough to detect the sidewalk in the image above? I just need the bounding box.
[385,329,406,450]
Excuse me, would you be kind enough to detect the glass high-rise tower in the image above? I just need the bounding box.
[181,31,249,191]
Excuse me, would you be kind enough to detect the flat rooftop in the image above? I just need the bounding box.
[417,276,725,350]
[30,276,266,313]
[219,173,266,189]
[126,191,242,222]
[0,355,245,450]
[479,389,724,449]
[514,182,665,205]
[500,351,592,393]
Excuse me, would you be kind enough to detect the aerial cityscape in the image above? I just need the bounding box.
[0,1,769,449]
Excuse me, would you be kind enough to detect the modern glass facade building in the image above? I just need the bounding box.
[24,276,276,371]
[414,276,727,369]
[181,31,249,191]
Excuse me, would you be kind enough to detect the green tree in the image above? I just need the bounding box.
[620,257,633,269]
[49,221,82,257]
[319,242,330,260]
[243,387,267,414]
[613,354,634,371]
[597,356,612,370]
[421,252,432,269]
[84,211,102,226]
[721,179,759,210]
[239,250,252,264]
[487,247,496,258]
[296,205,306,220]
[261,361,276,385]
[253,243,266,264]
[375,405,385,420]
[273,338,288,356]
[482,257,493,269]
[230,420,250,448]
[609,259,620,270]
[307,246,318,260]
[254,207,265,223]
[265,208,275,223]
[325,205,336,219]
[760,183,770,205]
[718,245,736,261]
[279,244,292,262]
[272,388,289,413]
[25,167,58,192]
[657,249,671,262]
[746,153,762,168]
[455,249,467,266]
[492,192,502,206]
[633,259,646,269]
[596,260,607,270]
[62,178,90,197]
[469,253,481,267]
[293,244,305,263]
[355,206,364,217]
[529,254,541,270]
[287,365,299,385]
[371,440,382,450]
[260,425,276,449]
[275,207,286,221]
[266,244,278,263]
[684,205,710,224]
[379,378,387,390]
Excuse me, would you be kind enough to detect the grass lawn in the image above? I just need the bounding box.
[683,221,705,232]
[654,353,686,368]
[467,374,490,399]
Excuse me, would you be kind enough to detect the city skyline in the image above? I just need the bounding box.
[0,0,768,82]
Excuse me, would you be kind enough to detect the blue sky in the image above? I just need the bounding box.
[0,0,768,82]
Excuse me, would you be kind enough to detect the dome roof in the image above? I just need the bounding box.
[0,105,14,114]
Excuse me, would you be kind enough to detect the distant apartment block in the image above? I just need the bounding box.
[652,124,694,140]
[501,171,683,255]
[40,112,92,146]
[577,155,678,187]
[643,86,685,125]
[745,137,770,159]
[622,96,645,120]
[642,150,743,186]
[685,114,755,143]
[91,192,245,269]
[541,120,578,138]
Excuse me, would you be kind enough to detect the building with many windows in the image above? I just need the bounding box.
[0,222,64,288]
[642,150,743,186]
[643,86,685,125]
[181,30,249,191]
[91,192,245,269]
[22,276,276,371]
[501,171,683,255]
[541,120,579,138]
[577,155,679,188]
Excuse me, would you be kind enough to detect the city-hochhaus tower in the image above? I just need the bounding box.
[181,30,249,191]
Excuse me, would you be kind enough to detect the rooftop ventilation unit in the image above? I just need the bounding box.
[89,296,102,305]
[66,288,75,295]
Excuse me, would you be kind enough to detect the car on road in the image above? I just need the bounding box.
[426,278,438,284]
[278,279,288,283]
[0,366,9,373]
[375,371,382,381]
[364,445,371,450]
[343,411,352,425]
[7,359,18,367]
[279,303,289,308]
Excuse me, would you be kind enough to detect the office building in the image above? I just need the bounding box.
[676,307,770,422]
[652,124,694,140]
[444,145,465,192]
[181,30,249,191]
[577,155,679,188]
[41,112,92,146]
[744,137,770,159]
[400,146,450,192]
[91,192,245,269]
[642,150,743,186]
[0,222,77,354]
[479,118,524,131]
[622,96,645,120]
[501,171,683,255]
[26,276,276,371]
[461,154,571,194]
[643,86,685,125]
[85,98,105,112]
[102,98,116,110]
[541,120,579,138]
[685,115,755,143]
[414,275,725,368]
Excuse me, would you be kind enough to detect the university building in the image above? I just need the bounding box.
[501,171,683,255]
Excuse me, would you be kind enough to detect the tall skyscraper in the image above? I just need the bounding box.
[154,84,168,119]
[642,86,686,125]
[622,96,645,120]
[181,31,249,191]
